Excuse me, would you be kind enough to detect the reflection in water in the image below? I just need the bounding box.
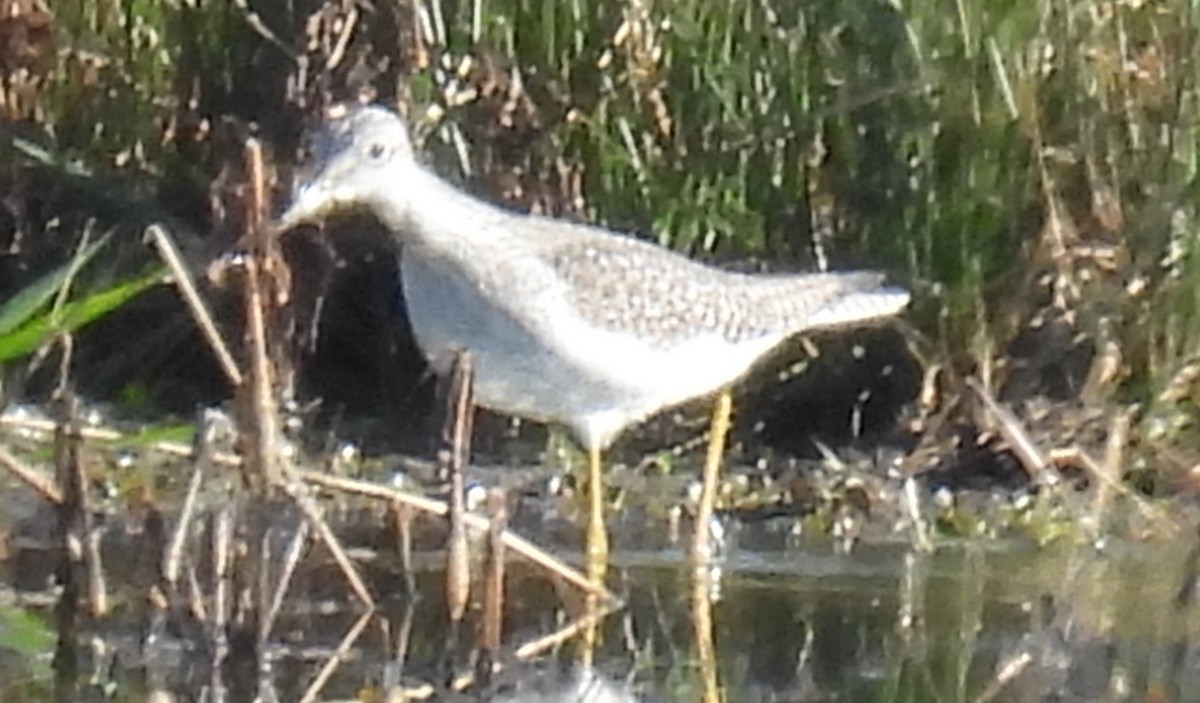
[691,564,720,703]
[6,494,1200,701]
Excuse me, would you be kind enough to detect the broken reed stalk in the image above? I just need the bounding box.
[442,350,475,624]
[437,350,475,687]
[477,488,508,686]
[56,394,107,622]
[52,392,84,700]
[237,137,286,490]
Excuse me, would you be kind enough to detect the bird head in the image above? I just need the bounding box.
[276,103,417,232]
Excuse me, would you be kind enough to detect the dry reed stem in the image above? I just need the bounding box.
[443,351,474,623]
[145,224,243,387]
[0,443,63,503]
[283,480,376,608]
[512,600,622,660]
[53,394,108,618]
[296,610,374,703]
[165,410,232,588]
[481,488,508,657]
[239,138,285,490]
[260,519,310,643]
[164,448,206,589]
[967,377,1051,480]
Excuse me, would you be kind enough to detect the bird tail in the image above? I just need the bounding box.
[804,281,910,329]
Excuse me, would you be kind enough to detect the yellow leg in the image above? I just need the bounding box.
[585,445,609,585]
[580,445,608,665]
[691,389,731,703]
[692,389,732,566]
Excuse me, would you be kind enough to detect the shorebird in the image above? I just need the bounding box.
[277,103,910,581]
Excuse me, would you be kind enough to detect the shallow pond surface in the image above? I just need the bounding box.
[0,412,1193,702]
[3,488,1198,703]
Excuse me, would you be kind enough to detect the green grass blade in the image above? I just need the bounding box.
[0,235,110,336]
[0,268,169,364]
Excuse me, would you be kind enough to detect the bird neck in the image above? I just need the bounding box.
[377,163,515,254]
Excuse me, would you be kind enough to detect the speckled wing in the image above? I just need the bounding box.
[535,224,907,348]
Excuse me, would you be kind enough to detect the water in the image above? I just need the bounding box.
[3,485,1197,702]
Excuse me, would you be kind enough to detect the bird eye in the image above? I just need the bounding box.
[367,142,386,160]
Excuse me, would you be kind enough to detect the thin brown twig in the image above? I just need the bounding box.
[212,501,234,633]
[187,562,208,624]
[283,481,376,609]
[164,452,205,589]
[145,224,243,387]
[165,410,232,588]
[296,610,373,703]
[260,519,310,643]
[84,520,108,618]
[1,411,422,475]
[51,392,84,699]
[512,600,621,660]
[391,501,417,596]
[0,444,63,503]
[966,377,1051,480]
[2,413,127,443]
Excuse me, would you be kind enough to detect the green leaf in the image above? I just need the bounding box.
[0,268,168,364]
[0,235,110,336]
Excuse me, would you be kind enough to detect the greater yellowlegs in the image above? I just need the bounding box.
[277,103,910,579]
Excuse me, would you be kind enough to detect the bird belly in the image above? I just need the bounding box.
[400,253,623,431]
[399,253,783,450]
[549,310,784,445]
